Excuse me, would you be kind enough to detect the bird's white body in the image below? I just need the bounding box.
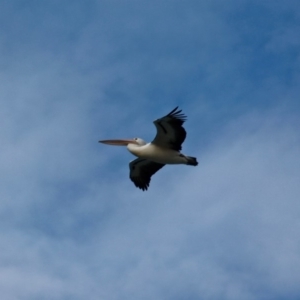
[127,142,188,164]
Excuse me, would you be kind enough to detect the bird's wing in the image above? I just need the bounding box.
[129,158,165,191]
[152,106,187,151]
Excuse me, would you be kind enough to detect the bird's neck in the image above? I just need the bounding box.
[127,143,144,157]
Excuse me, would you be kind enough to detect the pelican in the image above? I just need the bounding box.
[99,107,198,191]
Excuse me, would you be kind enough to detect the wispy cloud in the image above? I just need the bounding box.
[0,0,299,299]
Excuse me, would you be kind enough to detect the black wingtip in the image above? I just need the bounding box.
[167,106,187,122]
[168,106,179,114]
[136,183,148,191]
[131,177,149,191]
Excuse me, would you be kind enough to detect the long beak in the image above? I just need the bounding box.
[99,139,137,146]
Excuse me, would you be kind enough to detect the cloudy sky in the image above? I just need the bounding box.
[1,1,300,299]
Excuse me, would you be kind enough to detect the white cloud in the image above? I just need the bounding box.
[0,1,300,299]
[2,109,299,300]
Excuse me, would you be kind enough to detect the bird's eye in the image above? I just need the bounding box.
[134,138,138,140]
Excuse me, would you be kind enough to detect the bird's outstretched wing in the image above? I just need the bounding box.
[152,106,187,151]
[129,158,165,191]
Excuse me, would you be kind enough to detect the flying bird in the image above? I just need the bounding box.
[99,107,198,191]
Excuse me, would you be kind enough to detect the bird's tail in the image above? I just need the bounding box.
[186,156,198,166]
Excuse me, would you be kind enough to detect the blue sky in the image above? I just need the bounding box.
[1,1,300,299]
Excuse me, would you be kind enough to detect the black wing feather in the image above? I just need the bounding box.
[153,107,187,151]
[129,158,165,191]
